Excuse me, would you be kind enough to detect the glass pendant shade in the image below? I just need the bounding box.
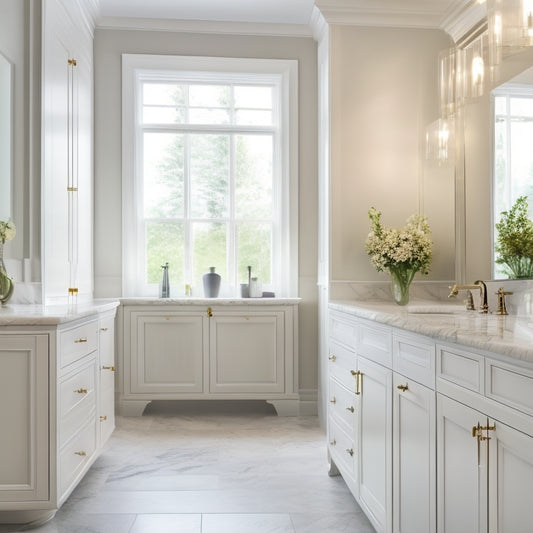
[439,48,456,118]
[426,118,455,165]
[462,31,489,98]
[488,0,533,51]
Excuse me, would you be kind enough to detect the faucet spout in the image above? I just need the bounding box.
[474,280,489,313]
[448,280,489,313]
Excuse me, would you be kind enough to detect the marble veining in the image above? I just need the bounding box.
[330,299,533,364]
[120,297,301,306]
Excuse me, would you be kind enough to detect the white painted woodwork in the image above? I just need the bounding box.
[436,395,487,533]
[393,373,435,533]
[99,313,116,445]
[357,355,392,533]
[358,320,392,368]
[119,303,299,415]
[393,332,435,389]
[437,343,484,394]
[0,335,49,502]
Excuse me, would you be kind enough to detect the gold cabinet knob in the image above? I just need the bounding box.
[74,337,88,343]
[74,451,86,456]
[397,384,408,392]
[74,388,88,394]
[100,415,107,421]
[328,355,337,362]
[330,397,337,404]
[100,327,108,332]
[346,448,354,456]
[346,406,355,413]
[102,365,115,371]
[330,439,336,446]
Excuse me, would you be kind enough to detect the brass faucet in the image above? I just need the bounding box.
[495,287,513,315]
[448,280,489,313]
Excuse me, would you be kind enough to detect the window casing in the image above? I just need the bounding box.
[122,55,298,297]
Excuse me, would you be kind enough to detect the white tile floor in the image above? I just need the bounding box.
[3,401,375,533]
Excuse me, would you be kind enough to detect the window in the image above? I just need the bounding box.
[122,55,298,297]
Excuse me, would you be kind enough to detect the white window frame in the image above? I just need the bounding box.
[122,54,298,297]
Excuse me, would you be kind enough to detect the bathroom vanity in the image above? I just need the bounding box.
[117,298,300,416]
[327,300,533,533]
[0,301,118,526]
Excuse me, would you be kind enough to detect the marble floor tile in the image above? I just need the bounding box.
[2,401,375,533]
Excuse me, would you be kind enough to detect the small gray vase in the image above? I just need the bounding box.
[203,267,221,298]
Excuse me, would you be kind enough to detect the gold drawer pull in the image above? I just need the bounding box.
[74,388,88,394]
[74,451,86,456]
[397,384,409,392]
[100,415,107,422]
[100,327,108,331]
[328,355,336,362]
[74,337,88,343]
[346,406,355,413]
[346,448,354,456]
[102,365,116,371]
[330,397,336,404]
[330,439,336,446]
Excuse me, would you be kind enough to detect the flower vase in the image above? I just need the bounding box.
[0,242,14,306]
[389,266,416,306]
[203,267,221,298]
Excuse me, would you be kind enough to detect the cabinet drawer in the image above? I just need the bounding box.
[328,416,356,481]
[60,360,97,447]
[486,358,533,416]
[436,344,484,394]
[328,377,358,434]
[329,311,357,350]
[358,320,392,368]
[328,339,357,392]
[393,332,435,388]
[59,418,97,497]
[99,315,115,367]
[59,321,98,368]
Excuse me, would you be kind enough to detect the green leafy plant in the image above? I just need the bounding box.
[495,196,533,279]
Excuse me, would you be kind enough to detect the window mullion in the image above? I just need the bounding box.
[184,85,193,289]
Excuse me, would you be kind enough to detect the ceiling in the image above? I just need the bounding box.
[98,0,467,29]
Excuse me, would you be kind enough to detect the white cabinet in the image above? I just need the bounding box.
[98,312,116,446]
[119,302,299,416]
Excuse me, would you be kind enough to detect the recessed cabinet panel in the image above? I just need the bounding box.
[329,311,357,350]
[209,314,284,393]
[328,339,357,391]
[132,314,205,393]
[393,333,435,388]
[358,320,392,368]
[437,344,484,394]
[328,416,356,482]
[328,377,357,434]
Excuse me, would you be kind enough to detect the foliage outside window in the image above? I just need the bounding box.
[122,55,298,297]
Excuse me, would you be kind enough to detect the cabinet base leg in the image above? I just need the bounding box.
[266,399,299,416]
[328,457,340,477]
[118,400,152,416]
[0,509,56,526]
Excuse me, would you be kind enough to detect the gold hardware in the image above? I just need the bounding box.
[100,327,108,331]
[472,422,496,465]
[207,307,213,317]
[100,415,107,421]
[74,337,87,343]
[495,287,513,315]
[397,384,408,392]
[102,365,115,371]
[351,370,363,395]
[448,280,489,313]
[68,287,78,294]
[74,388,88,394]
[328,355,337,362]
[346,406,355,413]
[346,448,354,456]
[330,397,336,404]
[68,58,77,66]
[67,186,78,192]
[74,451,86,456]
[330,439,336,446]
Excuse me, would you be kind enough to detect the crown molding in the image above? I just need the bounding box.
[96,15,314,38]
[310,5,328,42]
[440,0,486,42]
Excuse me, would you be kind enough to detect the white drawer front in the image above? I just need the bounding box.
[59,321,98,368]
[486,358,533,416]
[329,311,357,350]
[59,418,97,497]
[437,344,484,394]
[393,332,435,388]
[328,339,357,392]
[328,377,358,434]
[358,320,392,368]
[328,416,356,481]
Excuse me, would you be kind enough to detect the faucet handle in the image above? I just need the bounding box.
[495,287,513,316]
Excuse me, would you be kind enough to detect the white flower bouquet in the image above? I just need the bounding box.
[0,219,16,244]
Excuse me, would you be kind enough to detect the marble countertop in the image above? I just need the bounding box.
[120,297,301,306]
[330,299,533,364]
[0,299,120,326]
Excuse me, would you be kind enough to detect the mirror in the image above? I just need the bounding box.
[0,51,12,221]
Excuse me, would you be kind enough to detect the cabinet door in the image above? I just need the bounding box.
[358,356,392,533]
[393,374,435,533]
[437,394,487,533]
[209,312,284,393]
[488,419,533,533]
[130,312,206,394]
[0,335,49,502]
[99,314,115,445]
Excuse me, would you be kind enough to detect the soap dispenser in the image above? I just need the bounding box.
[160,262,170,298]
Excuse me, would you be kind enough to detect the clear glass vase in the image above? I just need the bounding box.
[0,241,14,306]
[389,266,416,306]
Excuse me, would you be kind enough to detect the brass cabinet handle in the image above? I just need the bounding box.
[346,448,354,456]
[100,327,108,331]
[102,365,115,371]
[330,397,337,404]
[351,370,362,395]
[207,307,213,317]
[330,439,336,446]
[74,388,88,394]
[100,415,107,421]
[74,337,87,343]
[328,355,337,362]
[74,451,86,456]
[397,384,409,392]
[346,406,355,413]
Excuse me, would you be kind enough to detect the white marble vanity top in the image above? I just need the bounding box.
[330,299,533,364]
[120,297,301,306]
[0,299,119,326]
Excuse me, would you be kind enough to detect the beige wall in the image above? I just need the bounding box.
[93,29,319,394]
[329,25,455,283]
